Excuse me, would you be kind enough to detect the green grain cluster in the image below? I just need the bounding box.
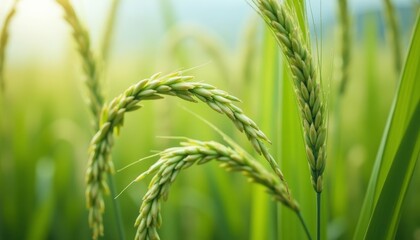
[87,70,284,238]
[254,0,327,192]
[56,1,107,237]
[134,139,299,240]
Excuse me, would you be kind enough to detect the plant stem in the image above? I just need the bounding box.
[108,174,126,240]
[274,203,278,240]
[317,192,321,240]
[338,0,351,94]
[297,211,312,240]
[101,0,121,62]
[383,0,402,73]
[100,1,125,238]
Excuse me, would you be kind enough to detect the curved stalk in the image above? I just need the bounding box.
[317,192,321,240]
[383,0,402,73]
[298,211,313,240]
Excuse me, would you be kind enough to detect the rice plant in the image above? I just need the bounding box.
[86,70,310,239]
[0,0,419,240]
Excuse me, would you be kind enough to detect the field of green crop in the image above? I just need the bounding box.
[0,0,419,239]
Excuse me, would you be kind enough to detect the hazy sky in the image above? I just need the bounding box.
[1,0,415,65]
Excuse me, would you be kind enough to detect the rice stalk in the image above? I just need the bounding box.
[56,1,127,239]
[383,0,402,73]
[0,0,19,93]
[86,70,285,238]
[158,0,177,29]
[239,16,259,85]
[101,0,121,62]
[327,0,352,221]
[56,0,104,128]
[253,0,327,193]
[133,139,299,240]
[337,0,351,94]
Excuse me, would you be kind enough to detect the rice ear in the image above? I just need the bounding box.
[134,140,299,240]
[253,0,327,192]
[86,70,285,239]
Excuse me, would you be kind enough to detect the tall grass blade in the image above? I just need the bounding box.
[279,58,315,240]
[355,14,420,239]
[101,0,121,62]
[365,102,419,239]
[250,25,279,240]
[278,1,315,239]
[337,0,351,94]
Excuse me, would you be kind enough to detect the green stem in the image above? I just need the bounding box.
[297,211,312,240]
[108,174,126,240]
[338,0,351,94]
[317,192,321,240]
[101,1,125,238]
[101,0,121,62]
[274,203,278,240]
[383,0,402,73]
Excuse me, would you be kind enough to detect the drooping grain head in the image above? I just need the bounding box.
[56,0,104,128]
[253,0,327,192]
[56,1,107,238]
[133,139,299,240]
[86,70,285,238]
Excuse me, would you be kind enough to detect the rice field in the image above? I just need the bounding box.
[0,0,419,239]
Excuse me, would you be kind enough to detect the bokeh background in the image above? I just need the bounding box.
[0,0,418,239]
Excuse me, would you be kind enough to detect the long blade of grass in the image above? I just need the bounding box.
[250,24,279,240]
[101,0,121,62]
[354,13,420,239]
[279,57,316,240]
[337,0,351,94]
[365,101,419,239]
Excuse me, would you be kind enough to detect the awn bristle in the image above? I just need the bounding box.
[86,71,286,238]
[134,139,299,240]
[254,0,327,193]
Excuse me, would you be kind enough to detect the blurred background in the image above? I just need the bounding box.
[0,0,418,239]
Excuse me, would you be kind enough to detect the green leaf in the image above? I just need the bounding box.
[250,24,279,240]
[366,102,420,239]
[280,1,316,239]
[278,55,316,240]
[354,13,420,239]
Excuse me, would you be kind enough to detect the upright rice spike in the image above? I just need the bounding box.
[253,0,327,193]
